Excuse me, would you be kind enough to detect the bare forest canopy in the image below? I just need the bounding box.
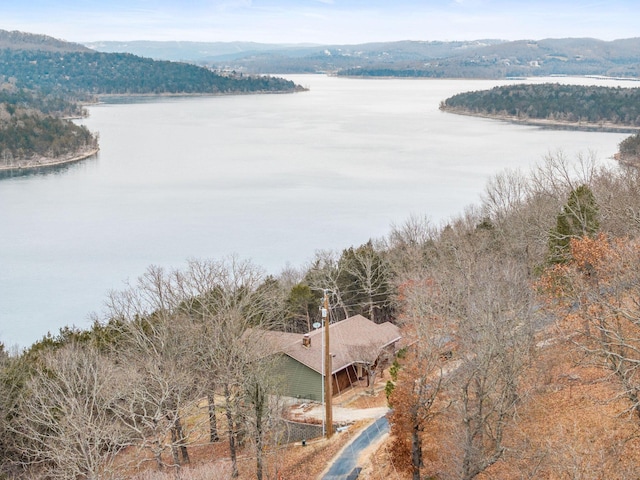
[440,83,640,131]
[88,37,640,78]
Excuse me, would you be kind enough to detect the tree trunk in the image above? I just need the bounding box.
[369,296,375,323]
[175,417,190,464]
[366,364,377,395]
[252,381,267,480]
[224,383,239,478]
[411,421,422,480]
[153,440,164,471]
[256,405,264,480]
[170,427,181,469]
[208,393,219,442]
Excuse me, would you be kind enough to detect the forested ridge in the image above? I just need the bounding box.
[0,49,300,96]
[440,83,640,130]
[5,142,640,478]
[0,30,302,169]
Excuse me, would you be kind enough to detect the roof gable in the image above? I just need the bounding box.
[265,315,401,375]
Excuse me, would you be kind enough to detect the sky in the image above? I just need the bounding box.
[1,0,638,45]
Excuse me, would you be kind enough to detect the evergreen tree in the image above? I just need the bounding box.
[618,132,640,163]
[548,184,600,264]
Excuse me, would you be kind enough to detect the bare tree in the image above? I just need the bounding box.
[12,343,129,480]
[239,337,286,480]
[173,256,285,478]
[0,344,30,478]
[530,150,599,202]
[305,249,351,320]
[112,316,200,473]
[338,241,395,323]
[480,167,554,271]
[105,266,202,474]
[479,151,604,274]
[385,213,437,281]
[442,251,534,480]
[389,349,448,480]
[591,163,640,237]
[388,264,460,480]
[347,340,393,395]
[397,209,537,479]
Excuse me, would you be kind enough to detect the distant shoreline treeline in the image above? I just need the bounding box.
[440,83,640,131]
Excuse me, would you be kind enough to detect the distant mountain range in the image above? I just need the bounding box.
[85,37,640,78]
[2,30,639,80]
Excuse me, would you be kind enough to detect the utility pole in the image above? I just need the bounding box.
[323,289,333,438]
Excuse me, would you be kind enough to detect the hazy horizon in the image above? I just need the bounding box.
[1,1,637,46]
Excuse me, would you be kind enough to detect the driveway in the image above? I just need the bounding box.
[289,403,388,423]
[321,415,389,480]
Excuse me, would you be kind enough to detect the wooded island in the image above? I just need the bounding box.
[440,83,640,132]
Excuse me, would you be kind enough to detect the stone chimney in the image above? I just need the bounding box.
[302,333,311,347]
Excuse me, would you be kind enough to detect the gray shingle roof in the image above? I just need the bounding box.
[263,315,401,375]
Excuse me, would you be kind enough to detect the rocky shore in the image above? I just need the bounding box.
[0,147,99,172]
[441,107,640,134]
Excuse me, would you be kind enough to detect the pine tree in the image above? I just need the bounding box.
[548,184,600,264]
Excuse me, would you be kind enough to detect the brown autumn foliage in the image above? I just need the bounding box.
[366,324,640,479]
[387,352,444,475]
[372,234,640,479]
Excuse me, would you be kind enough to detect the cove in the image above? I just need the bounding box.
[0,74,631,348]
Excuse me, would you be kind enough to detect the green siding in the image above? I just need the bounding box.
[279,354,323,401]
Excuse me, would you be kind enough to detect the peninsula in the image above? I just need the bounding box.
[0,29,303,172]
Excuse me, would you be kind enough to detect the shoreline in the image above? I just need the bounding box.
[0,147,100,172]
[441,107,640,134]
[95,85,307,101]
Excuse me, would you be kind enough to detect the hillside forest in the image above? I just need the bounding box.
[3,130,640,478]
[0,87,97,168]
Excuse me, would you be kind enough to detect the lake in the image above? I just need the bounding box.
[0,74,631,348]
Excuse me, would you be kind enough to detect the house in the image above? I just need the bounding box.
[262,315,402,401]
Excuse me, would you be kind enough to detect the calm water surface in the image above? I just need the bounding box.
[0,75,631,347]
